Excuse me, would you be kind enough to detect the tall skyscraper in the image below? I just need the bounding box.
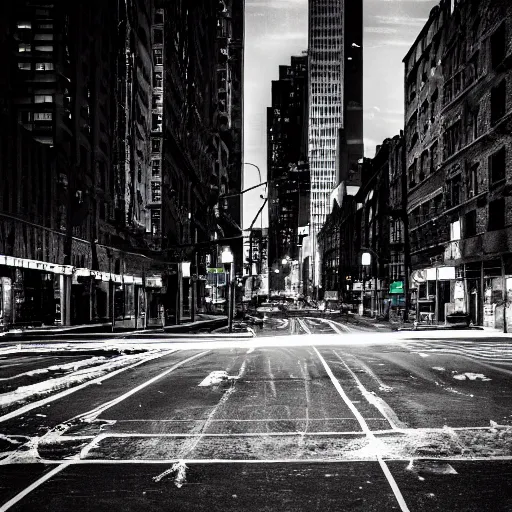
[307,0,363,290]
[308,0,344,242]
[267,55,309,294]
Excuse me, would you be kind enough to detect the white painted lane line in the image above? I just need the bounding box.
[79,431,368,439]
[0,461,72,511]
[297,318,312,335]
[107,417,363,423]
[331,351,405,430]
[16,454,512,466]
[0,350,179,423]
[313,347,411,512]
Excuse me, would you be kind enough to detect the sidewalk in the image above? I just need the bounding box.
[0,314,228,337]
[345,313,497,333]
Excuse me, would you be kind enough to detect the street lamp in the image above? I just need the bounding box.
[221,246,234,333]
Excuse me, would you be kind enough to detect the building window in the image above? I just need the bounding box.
[34,94,53,103]
[467,162,479,198]
[151,159,161,177]
[18,62,31,70]
[34,33,53,40]
[443,121,462,159]
[38,23,53,29]
[20,111,32,123]
[491,80,506,125]
[35,62,54,71]
[408,161,416,189]
[430,88,438,122]
[488,198,505,231]
[34,112,52,121]
[17,22,31,29]
[152,139,161,152]
[34,45,53,52]
[152,113,162,131]
[154,10,164,24]
[419,151,428,180]
[450,219,461,241]
[152,94,162,109]
[489,147,506,184]
[153,48,163,65]
[447,174,462,209]
[18,43,31,52]
[153,29,163,45]
[151,182,161,202]
[153,72,163,87]
[491,23,506,69]
[430,141,439,172]
[151,209,161,236]
[465,210,477,237]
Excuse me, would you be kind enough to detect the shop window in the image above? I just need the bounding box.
[491,80,506,125]
[465,210,477,237]
[488,198,505,231]
[489,147,506,184]
[491,23,506,69]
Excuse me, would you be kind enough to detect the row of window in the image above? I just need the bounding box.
[18,61,54,71]
[18,43,53,53]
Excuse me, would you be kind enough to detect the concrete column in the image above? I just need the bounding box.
[60,274,71,326]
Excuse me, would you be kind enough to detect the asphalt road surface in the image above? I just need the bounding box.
[1,319,512,511]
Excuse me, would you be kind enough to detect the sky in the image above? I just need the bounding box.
[243,0,439,229]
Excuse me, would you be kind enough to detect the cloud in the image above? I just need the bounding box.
[374,14,428,26]
[365,26,398,34]
[246,0,306,8]
[251,31,308,48]
[365,40,414,48]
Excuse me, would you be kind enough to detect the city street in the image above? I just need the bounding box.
[1,320,512,511]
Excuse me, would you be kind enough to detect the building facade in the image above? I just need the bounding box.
[267,55,310,294]
[0,0,245,329]
[404,0,512,327]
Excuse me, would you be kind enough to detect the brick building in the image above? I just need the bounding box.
[404,0,512,327]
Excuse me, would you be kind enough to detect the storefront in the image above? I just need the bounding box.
[0,256,74,328]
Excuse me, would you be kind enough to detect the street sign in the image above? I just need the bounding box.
[389,281,404,294]
[207,267,224,274]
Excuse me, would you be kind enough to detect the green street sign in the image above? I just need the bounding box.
[207,268,224,274]
[389,281,404,294]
